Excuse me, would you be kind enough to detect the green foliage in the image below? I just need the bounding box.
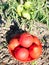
[0,0,49,29]
[31,61,37,65]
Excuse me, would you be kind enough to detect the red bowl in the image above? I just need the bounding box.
[8,33,42,62]
[8,44,42,62]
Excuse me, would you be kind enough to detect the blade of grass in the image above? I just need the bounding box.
[31,61,37,65]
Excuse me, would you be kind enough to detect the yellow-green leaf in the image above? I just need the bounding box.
[24,1,32,9]
[22,11,30,20]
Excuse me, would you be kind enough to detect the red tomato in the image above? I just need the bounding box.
[14,48,29,61]
[8,38,20,51]
[7,32,42,62]
[19,32,34,48]
[21,55,32,62]
[29,44,42,59]
[27,56,32,61]
[13,34,20,40]
[32,35,41,46]
[14,46,21,53]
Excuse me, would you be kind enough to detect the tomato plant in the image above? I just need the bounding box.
[24,1,32,9]
[17,4,23,16]
[22,11,30,20]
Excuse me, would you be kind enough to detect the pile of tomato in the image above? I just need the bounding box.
[8,32,42,62]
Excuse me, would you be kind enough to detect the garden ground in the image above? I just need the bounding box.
[0,21,49,65]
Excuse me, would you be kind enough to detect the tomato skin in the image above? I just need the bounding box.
[14,48,29,61]
[8,38,20,51]
[21,55,32,62]
[13,34,20,40]
[27,55,32,61]
[29,44,42,59]
[19,32,34,48]
[32,35,41,46]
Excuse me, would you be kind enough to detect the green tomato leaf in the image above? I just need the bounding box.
[22,11,30,20]
[17,5,23,12]
[24,1,32,9]
[31,61,37,65]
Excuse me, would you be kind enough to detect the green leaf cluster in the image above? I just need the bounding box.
[0,0,49,28]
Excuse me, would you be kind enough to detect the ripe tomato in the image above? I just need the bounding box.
[32,35,41,46]
[21,55,32,62]
[29,44,42,59]
[27,56,32,61]
[13,34,20,40]
[8,38,20,51]
[14,46,21,53]
[7,32,42,62]
[19,32,34,48]
[14,48,29,61]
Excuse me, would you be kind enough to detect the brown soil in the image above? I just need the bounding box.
[0,21,49,65]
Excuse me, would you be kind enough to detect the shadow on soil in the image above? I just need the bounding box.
[43,35,49,49]
[0,15,5,26]
[6,20,26,44]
